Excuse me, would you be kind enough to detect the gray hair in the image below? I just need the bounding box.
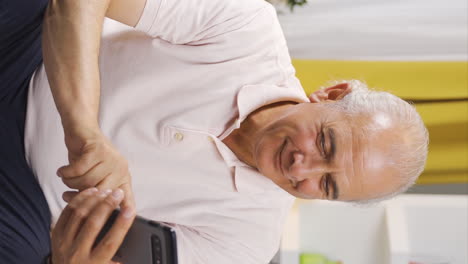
[324,80,429,204]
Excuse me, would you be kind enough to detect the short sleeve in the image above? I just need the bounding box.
[135,0,269,44]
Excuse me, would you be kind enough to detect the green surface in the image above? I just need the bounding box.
[300,253,341,264]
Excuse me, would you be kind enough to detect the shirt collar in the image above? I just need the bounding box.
[219,83,309,140]
[237,83,309,124]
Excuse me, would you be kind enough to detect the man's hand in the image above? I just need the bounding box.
[51,188,135,264]
[58,127,135,211]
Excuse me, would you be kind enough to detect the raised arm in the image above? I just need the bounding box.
[42,0,146,135]
[41,0,146,211]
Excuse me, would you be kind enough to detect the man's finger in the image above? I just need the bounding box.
[52,188,98,241]
[120,182,135,212]
[62,191,79,203]
[57,155,101,178]
[96,177,135,217]
[96,175,132,201]
[93,207,135,261]
[80,161,111,186]
[74,189,125,254]
[62,170,110,191]
[63,189,112,247]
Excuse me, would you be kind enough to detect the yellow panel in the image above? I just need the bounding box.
[418,172,468,185]
[424,140,468,171]
[416,102,468,126]
[292,60,468,99]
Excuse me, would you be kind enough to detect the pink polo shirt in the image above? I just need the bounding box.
[24,0,309,263]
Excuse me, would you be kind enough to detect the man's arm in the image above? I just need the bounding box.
[41,0,146,208]
[42,0,146,137]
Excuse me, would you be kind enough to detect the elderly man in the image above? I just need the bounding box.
[0,0,428,263]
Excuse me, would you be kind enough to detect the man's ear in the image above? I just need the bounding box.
[309,83,352,103]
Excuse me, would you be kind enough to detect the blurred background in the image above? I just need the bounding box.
[268,0,468,263]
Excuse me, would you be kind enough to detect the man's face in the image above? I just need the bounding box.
[253,102,400,201]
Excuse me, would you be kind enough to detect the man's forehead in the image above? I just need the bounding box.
[332,117,400,201]
[352,129,401,200]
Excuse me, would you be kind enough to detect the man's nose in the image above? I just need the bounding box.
[287,151,327,181]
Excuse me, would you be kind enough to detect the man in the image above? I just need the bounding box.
[0,0,428,263]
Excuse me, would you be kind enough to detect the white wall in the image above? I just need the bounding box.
[276,0,468,61]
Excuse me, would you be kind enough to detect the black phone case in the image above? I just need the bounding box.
[95,210,178,264]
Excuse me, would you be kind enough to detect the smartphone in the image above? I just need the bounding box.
[95,210,178,264]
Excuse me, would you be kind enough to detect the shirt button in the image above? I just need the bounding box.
[235,118,241,127]
[207,136,215,142]
[174,132,184,141]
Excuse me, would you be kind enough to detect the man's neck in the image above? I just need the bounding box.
[222,101,297,168]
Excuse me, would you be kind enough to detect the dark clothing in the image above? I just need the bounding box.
[0,0,52,263]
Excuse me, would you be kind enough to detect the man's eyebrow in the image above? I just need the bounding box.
[327,129,339,199]
[328,128,336,161]
[329,175,339,200]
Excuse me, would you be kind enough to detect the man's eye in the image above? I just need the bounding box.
[322,175,329,197]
